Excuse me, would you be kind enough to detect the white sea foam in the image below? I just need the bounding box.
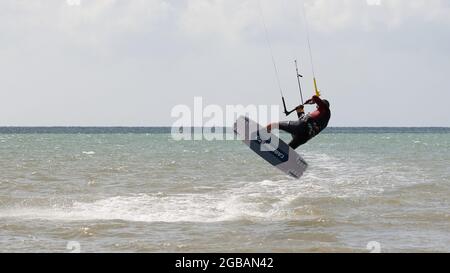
[0,152,391,223]
[0,178,334,223]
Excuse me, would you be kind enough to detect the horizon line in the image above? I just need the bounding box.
[1,126,450,128]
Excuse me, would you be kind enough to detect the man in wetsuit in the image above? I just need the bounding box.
[267,95,331,150]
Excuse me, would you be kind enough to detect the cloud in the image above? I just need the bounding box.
[0,0,449,126]
[304,0,450,32]
[178,0,253,43]
[2,0,450,44]
[0,0,173,50]
[57,0,172,32]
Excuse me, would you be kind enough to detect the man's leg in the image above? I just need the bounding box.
[286,120,310,150]
[277,121,296,135]
[268,121,309,149]
[289,135,308,150]
[270,121,296,135]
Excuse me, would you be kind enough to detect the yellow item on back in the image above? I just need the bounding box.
[313,78,321,97]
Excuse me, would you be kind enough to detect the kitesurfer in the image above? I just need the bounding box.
[267,95,331,149]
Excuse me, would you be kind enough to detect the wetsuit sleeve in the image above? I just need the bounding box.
[312,95,328,110]
[304,98,314,105]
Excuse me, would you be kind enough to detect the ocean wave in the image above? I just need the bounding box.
[0,177,333,223]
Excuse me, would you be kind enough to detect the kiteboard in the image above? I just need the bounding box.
[234,116,307,179]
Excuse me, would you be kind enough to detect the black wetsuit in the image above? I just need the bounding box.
[279,96,331,149]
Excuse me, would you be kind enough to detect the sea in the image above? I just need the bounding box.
[0,127,449,253]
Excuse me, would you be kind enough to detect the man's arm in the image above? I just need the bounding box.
[305,95,327,108]
[304,97,314,105]
[296,105,305,118]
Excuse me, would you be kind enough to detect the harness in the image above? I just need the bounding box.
[301,115,322,139]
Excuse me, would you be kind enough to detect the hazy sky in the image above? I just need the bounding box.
[1,0,449,126]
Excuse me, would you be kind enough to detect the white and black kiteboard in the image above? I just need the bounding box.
[234,116,307,179]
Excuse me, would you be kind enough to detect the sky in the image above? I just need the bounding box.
[0,0,449,127]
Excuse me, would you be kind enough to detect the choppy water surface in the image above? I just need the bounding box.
[0,128,449,252]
